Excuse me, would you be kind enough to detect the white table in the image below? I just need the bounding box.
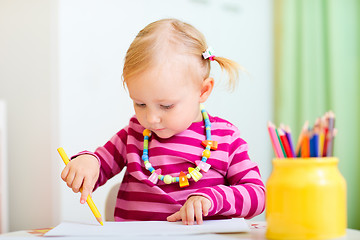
[1,221,360,239]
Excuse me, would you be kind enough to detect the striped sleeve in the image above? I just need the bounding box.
[91,126,129,190]
[188,130,266,219]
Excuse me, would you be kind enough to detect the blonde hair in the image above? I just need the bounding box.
[122,18,241,90]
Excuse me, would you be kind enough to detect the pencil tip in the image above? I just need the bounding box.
[97,217,104,226]
[284,125,291,132]
[303,120,309,129]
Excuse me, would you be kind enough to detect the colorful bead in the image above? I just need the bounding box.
[188,167,203,182]
[143,129,151,137]
[206,130,211,140]
[203,112,209,120]
[145,162,152,170]
[195,160,211,172]
[164,175,173,184]
[179,171,189,188]
[148,169,161,184]
[202,149,211,158]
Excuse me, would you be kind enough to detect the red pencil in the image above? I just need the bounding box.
[278,128,294,158]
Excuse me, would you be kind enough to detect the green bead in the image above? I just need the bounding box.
[164,175,172,184]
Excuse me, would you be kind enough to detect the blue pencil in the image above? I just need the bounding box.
[310,133,319,157]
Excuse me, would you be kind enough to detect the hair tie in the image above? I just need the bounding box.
[202,47,215,61]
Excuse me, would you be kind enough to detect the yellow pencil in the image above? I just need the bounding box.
[57,147,104,226]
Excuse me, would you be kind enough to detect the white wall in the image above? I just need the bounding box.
[0,101,8,233]
[59,0,273,223]
[0,0,273,231]
[0,0,60,231]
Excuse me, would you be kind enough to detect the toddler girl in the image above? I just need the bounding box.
[61,18,265,225]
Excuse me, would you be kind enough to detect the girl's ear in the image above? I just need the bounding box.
[199,77,214,103]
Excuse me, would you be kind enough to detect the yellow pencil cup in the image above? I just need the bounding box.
[266,157,347,239]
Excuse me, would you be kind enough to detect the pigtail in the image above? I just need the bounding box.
[212,56,242,91]
[202,47,243,91]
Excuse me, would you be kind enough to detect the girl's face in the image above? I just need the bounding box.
[126,57,205,139]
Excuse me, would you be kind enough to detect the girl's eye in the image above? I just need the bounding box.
[135,103,146,108]
[161,104,174,110]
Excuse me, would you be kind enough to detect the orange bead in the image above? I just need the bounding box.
[201,140,218,150]
[143,129,151,137]
[202,149,211,158]
[179,171,189,188]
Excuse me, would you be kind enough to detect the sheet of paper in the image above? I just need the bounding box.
[22,233,244,240]
[45,218,249,237]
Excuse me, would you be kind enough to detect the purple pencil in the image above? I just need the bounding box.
[284,125,296,158]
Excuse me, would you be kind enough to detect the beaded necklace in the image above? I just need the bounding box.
[141,104,218,188]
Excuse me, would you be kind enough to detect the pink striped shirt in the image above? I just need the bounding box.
[76,115,265,221]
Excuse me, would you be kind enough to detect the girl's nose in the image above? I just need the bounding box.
[146,109,161,124]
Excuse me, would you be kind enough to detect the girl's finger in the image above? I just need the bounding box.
[61,166,70,181]
[71,174,84,193]
[185,203,195,225]
[202,198,211,217]
[166,211,181,222]
[180,206,187,225]
[80,177,95,204]
[194,200,204,225]
[65,170,76,188]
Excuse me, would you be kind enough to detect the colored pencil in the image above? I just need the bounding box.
[326,111,336,156]
[301,128,310,158]
[296,121,309,157]
[310,118,320,157]
[319,116,326,157]
[279,128,294,158]
[310,132,319,157]
[267,122,284,158]
[276,128,287,158]
[322,113,329,157]
[284,125,296,158]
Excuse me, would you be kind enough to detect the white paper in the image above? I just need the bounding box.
[1,234,244,240]
[45,218,249,237]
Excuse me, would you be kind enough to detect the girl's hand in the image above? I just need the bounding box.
[61,154,100,204]
[167,195,211,225]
